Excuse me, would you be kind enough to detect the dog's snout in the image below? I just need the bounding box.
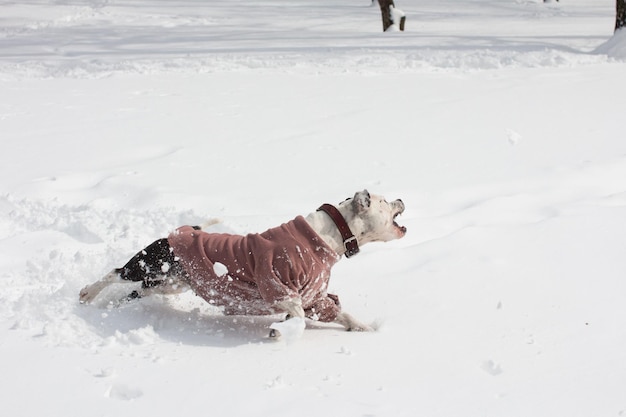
[395,199,405,212]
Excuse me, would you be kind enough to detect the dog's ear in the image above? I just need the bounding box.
[352,189,371,213]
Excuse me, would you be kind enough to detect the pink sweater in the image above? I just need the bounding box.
[167,216,342,322]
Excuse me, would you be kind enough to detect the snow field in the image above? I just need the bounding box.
[1,1,626,416]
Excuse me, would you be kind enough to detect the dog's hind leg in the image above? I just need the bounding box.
[79,238,182,304]
[79,268,126,304]
[116,238,189,300]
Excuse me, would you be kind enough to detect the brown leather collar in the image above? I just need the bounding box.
[317,203,360,258]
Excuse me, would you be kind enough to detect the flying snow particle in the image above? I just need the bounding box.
[213,262,228,277]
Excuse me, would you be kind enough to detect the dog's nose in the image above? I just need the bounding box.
[395,199,405,212]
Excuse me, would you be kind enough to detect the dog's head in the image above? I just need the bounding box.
[340,190,406,245]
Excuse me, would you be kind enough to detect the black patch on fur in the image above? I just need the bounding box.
[117,238,188,288]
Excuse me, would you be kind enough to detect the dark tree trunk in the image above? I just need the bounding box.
[376,0,405,32]
[617,0,626,32]
[377,0,394,32]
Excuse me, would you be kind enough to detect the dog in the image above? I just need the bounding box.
[79,190,406,334]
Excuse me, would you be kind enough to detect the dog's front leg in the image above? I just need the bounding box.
[334,311,375,332]
[275,297,305,319]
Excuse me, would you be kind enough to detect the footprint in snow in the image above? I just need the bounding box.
[505,128,522,146]
[105,384,143,401]
[481,359,503,376]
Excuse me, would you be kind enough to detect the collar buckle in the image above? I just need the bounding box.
[343,236,359,258]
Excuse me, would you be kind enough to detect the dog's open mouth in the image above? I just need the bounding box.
[393,208,407,236]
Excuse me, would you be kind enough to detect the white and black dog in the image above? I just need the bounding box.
[79,190,406,333]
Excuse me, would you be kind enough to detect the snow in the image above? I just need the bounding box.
[1,0,626,416]
[388,4,406,32]
[213,261,228,277]
[595,27,626,58]
[269,317,306,344]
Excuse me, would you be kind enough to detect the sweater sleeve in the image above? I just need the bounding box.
[304,293,341,322]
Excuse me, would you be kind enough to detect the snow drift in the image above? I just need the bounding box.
[595,27,626,58]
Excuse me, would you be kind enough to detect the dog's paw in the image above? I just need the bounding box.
[368,318,384,331]
[345,323,375,332]
[269,317,305,342]
[78,286,94,304]
[334,311,376,332]
[269,328,280,338]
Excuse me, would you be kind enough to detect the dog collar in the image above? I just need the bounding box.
[317,203,360,258]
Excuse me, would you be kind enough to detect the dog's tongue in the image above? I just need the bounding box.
[393,215,407,235]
